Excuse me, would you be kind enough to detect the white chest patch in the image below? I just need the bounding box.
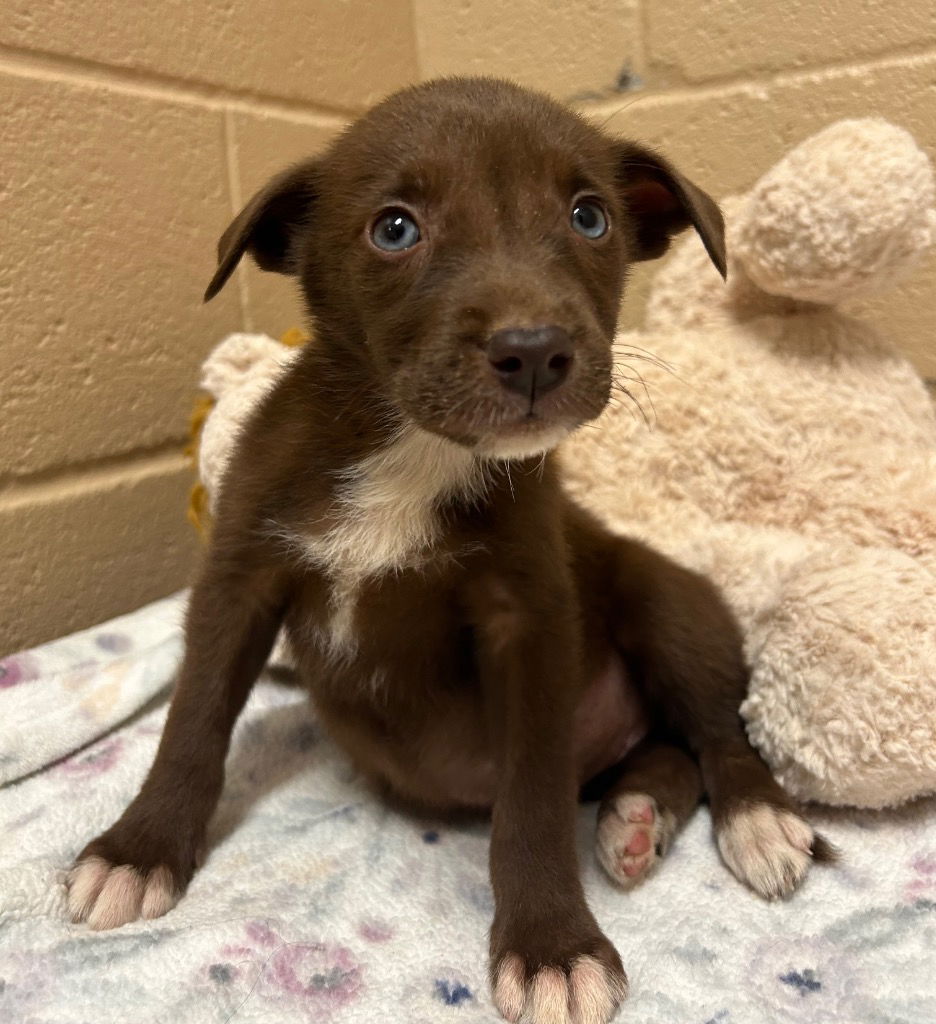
[292,427,490,662]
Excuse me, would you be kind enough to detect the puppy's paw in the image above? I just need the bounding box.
[493,953,626,1024]
[595,792,675,889]
[67,817,199,929]
[716,802,832,900]
[67,856,179,929]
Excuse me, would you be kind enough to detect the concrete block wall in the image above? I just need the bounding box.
[1,2,933,652]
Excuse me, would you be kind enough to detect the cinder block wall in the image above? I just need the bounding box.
[1,2,934,653]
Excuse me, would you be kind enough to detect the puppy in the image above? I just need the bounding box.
[67,78,831,1023]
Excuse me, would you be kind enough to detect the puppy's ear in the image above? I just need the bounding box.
[616,143,726,279]
[204,160,320,302]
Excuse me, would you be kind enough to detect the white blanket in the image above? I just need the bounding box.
[1,594,934,1023]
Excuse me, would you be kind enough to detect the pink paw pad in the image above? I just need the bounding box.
[596,793,672,889]
[624,829,651,857]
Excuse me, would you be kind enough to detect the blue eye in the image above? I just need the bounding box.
[571,200,609,239]
[371,209,421,251]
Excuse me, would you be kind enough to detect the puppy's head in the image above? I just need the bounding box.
[206,77,725,458]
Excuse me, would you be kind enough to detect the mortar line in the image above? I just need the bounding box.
[579,41,936,117]
[409,0,426,81]
[0,444,191,511]
[632,0,647,81]
[0,42,356,126]
[222,107,254,334]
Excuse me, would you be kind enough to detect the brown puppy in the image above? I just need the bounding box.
[67,78,831,1023]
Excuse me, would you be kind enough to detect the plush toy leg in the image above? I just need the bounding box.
[742,542,936,809]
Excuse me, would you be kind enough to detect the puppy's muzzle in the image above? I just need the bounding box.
[487,325,574,401]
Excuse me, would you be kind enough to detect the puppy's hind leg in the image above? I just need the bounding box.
[596,737,702,889]
[606,537,836,900]
[700,745,838,900]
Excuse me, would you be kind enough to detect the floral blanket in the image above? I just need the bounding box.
[1,594,934,1023]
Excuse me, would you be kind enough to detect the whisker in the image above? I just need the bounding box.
[614,347,691,392]
[593,94,646,130]
[614,345,675,374]
[503,460,515,501]
[613,364,657,425]
[609,382,650,426]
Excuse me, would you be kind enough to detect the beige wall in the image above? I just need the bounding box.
[1,2,934,653]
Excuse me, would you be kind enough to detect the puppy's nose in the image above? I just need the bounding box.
[487,326,574,398]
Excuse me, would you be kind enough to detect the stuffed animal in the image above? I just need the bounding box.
[192,119,936,810]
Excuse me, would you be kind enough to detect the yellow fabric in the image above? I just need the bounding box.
[279,326,310,347]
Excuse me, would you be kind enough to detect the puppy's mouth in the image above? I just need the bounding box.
[417,379,610,459]
[472,411,577,460]
[388,322,613,458]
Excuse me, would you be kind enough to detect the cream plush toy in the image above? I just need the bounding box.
[194,119,936,810]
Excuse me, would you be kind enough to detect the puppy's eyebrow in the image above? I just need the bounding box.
[382,170,431,206]
[568,171,606,198]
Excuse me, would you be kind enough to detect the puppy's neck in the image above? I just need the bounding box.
[311,422,490,579]
[279,337,552,585]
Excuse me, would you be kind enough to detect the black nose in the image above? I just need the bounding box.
[487,326,574,399]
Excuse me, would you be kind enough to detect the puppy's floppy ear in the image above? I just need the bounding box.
[204,160,320,302]
[616,143,727,279]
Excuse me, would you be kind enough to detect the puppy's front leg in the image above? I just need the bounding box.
[67,547,287,929]
[469,574,627,1024]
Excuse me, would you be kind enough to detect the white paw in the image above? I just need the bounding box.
[716,803,816,899]
[596,792,675,889]
[493,953,626,1024]
[67,856,178,929]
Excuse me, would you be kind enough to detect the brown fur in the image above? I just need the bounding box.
[68,78,830,1019]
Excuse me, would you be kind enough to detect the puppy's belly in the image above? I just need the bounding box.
[574,651,649,784]
[319,651,649,811]
[415,652,649,806]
